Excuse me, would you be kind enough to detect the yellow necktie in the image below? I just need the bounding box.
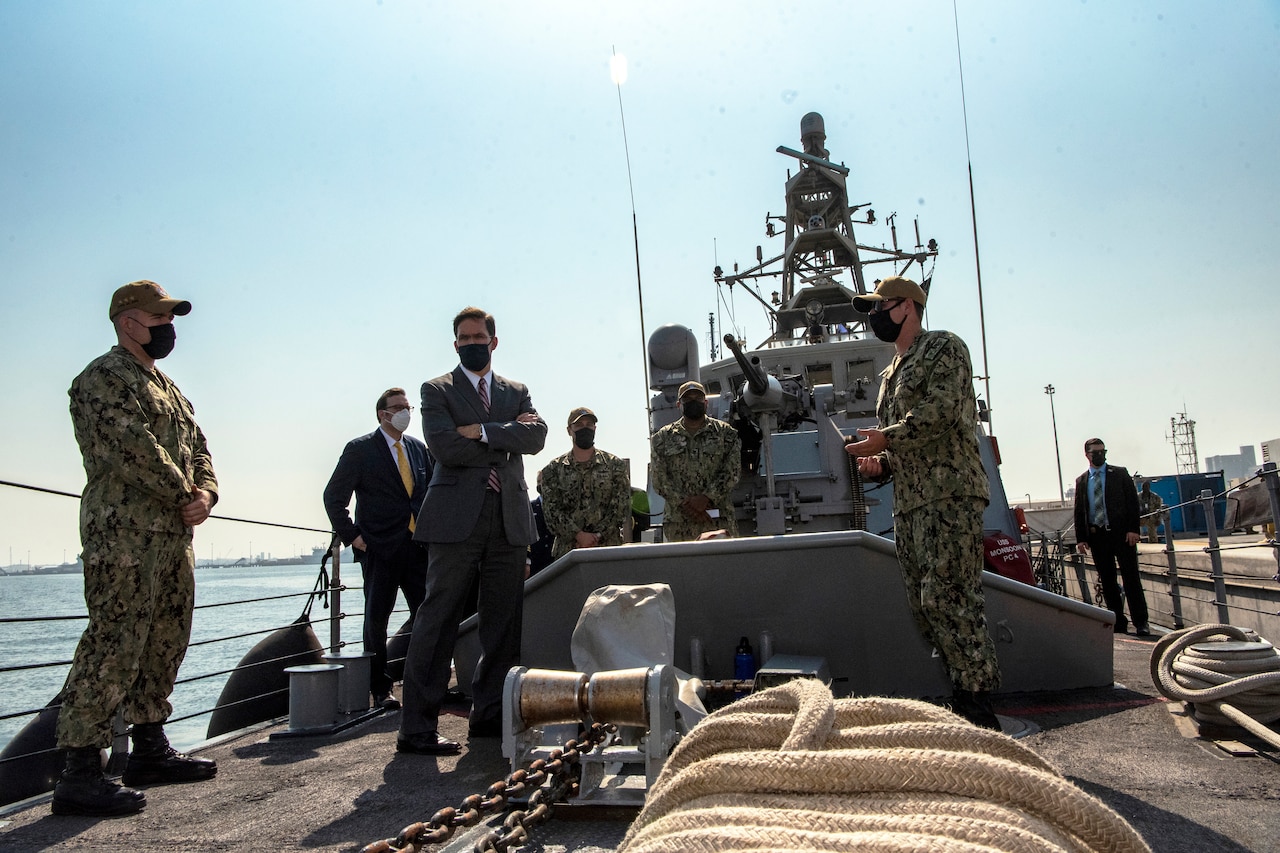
[395,440,415,532]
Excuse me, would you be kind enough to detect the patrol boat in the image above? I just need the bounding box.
[452,113,1114,710]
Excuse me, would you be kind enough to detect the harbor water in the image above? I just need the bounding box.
[0,562,370,754]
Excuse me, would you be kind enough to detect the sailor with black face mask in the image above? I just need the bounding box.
[650,381,742,542]
[843,276,1003,731]
[56,280,219,817]
[538,407,632,560]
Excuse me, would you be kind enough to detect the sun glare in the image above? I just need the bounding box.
[609,53,628,86]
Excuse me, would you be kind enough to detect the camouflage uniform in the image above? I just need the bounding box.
[539,449,631,559]
[58,345,218,749]
[651,417,741,542]
[870,330,999,692]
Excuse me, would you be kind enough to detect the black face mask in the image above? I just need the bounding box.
[458,342,491,372]
[573,428,596,450]
[868,308,904,343]
[682,399,707,420]
[1089,450,1106,467]
[141,323,176,359]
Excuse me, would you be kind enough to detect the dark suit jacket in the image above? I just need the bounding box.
[1073,464,1140,541]
[413,366,547,545]
[323,429,432,556]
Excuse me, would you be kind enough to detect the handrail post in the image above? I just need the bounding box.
[1260,462,1280,582]
[1069,550,1092,604]
[1200,489,1230,624]
[1161,509,1184,628]
[329,537,342,654]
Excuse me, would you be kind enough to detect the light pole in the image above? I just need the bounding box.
[1044,384,1065,503]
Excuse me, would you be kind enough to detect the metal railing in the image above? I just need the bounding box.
[0,477,413,791]
[1051,463,1280,633]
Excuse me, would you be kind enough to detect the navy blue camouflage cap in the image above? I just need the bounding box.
[851,276,926,314]
[109,280,192,320]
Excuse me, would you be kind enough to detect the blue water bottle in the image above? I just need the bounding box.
[734,636,755,696]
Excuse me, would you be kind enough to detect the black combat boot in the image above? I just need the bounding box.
[121,722,217,786]
[951,689,1003,731]
[51,747,147,817]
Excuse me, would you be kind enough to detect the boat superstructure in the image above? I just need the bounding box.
[646,112,1016,540]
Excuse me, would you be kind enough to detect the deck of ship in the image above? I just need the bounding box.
[2,627,1278,852]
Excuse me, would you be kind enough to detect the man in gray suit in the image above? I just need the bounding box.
[397,306,547,754]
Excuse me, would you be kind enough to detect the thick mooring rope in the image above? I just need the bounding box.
[620,679,1150,853]
[1150,623,1280,747]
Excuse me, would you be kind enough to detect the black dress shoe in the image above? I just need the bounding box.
[1134,624,1153,637]
[468,718,502,738]
[396,732,461,755]
[1113,622,1128,634]
[373,692,401,710]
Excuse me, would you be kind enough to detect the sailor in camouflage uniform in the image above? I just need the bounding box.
[844,276,1002,730]
[54,281,219,817]
[539,407,631,559]
[651,381,742,542]
[1139,480,1164,543]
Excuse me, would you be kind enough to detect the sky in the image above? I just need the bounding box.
[2,1,1279,566]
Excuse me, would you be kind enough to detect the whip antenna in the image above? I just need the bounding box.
[953,1,993,432]
[611,47,652,424]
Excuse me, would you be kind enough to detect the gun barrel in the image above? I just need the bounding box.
[723,334,769,397]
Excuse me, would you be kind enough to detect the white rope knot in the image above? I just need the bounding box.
[620,678,1150,853]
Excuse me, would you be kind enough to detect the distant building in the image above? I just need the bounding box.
[1204,445,1258,484]
[1264,438,1280,467]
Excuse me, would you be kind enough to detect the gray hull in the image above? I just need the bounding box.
[454,530,1114,698]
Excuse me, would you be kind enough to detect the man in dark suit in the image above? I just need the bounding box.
[323,387,433,708]
[1073,437,1150,636]
[397,307,547,755]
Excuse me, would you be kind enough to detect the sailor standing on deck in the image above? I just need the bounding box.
[55,280,219,817]
[843,276,1002,730]
[650,381,742,542]
[539,407,631,560]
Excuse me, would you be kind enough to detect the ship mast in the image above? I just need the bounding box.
[714,113,937,349]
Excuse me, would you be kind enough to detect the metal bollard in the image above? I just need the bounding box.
[323,651,375,714]
[1199,489,1230,624]
[284,663,343,732]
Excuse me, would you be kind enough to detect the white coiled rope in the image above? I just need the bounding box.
[1150,623,1280,747]
[619,678,1151,853]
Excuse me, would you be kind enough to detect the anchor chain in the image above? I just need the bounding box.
[360,722,613,853]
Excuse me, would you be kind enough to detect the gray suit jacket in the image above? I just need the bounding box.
[412,366,547,545]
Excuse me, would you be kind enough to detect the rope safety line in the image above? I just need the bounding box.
[620,679,1151,853]
[1150,623,1280,748]
[0,476,330,533]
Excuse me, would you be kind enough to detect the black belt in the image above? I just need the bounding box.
[1089,524,1112,534]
